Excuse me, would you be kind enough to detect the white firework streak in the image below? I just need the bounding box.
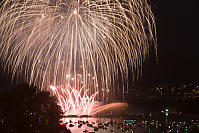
[50,84,98,116]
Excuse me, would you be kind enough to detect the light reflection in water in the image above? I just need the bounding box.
[63,117,114,133]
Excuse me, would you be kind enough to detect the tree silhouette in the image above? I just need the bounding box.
[0,84,71,133]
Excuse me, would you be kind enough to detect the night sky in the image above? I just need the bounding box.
[0,0,199,91]
[132,0,199,90]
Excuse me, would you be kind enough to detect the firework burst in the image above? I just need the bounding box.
[0,0,156,99]
[50,84,97,116]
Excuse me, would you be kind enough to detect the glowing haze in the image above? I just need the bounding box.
[0,0,156,101]
[50,83,127,116]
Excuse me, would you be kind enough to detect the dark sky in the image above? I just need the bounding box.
[132,0,199,89]
[0,0,199,91]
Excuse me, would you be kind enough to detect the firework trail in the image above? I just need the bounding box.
[50,84,97,116]
[0,0,156,99]
[91,102,128,116]
[50,83,126,116]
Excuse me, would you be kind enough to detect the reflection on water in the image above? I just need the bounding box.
[63,117,143,133]
[62,115,199,133]
[64,117,109,133]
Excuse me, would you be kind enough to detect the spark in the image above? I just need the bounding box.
[50,85,56,91]
[41,13,45,19]
[73,8,78,15]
